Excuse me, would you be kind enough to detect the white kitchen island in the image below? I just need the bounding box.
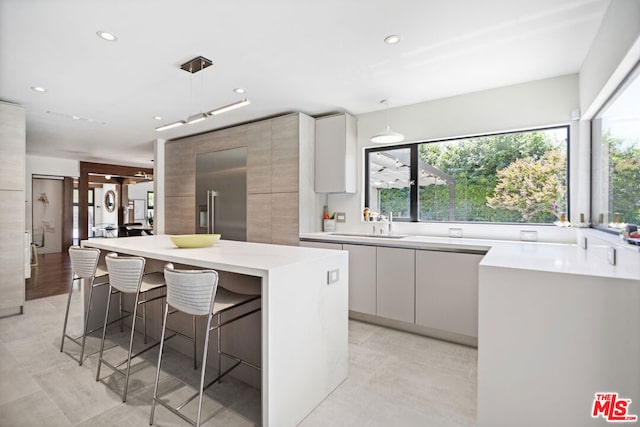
[82,235,349,427]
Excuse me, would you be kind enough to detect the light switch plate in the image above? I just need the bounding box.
[449,228,463,238]
[608,247,616,266]
[520,230,537,242]
[336,212,346,223]
[327,269,340,284]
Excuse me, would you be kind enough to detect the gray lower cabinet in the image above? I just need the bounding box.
[415,250,483,338]
[376,247,415,323]
[299,241,342,250]
[344,244,376,315]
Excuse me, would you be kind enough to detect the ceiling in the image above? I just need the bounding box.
[0,0,609,168]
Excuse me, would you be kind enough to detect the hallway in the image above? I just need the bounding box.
[25,252,73,301]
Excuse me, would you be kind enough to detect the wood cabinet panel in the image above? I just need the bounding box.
[0,190,25,311]
[271,114,299,193]
[415,251,482,338]
[165,139,195,197]
[164,196,195,235]
[271,192,299,246]
[247,193,272,244]
[344,244,377,315]
[195,125,247,154]
[0,103,25,191]
[376,247,415,323]
[247,120,272,194]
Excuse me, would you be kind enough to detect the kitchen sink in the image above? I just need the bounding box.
[330,232,408,239]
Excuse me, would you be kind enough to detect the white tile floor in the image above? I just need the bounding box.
[0,294,477,426]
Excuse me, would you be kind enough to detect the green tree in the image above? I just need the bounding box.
[486,150,566,222]
[606,131,640,224]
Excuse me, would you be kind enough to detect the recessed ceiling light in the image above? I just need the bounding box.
[31,86,47,92]
[153,116,162,121]
[233,88,246,94]
[384,35,400,45]
[96,31,118,42]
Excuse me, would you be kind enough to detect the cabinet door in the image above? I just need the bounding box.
[247,120,272,194]
[344,244,377,315]
[0,103,25,191]
[247,193,272,243]
[315,113,356,193]
[376,247,414,322]
[271,114,299,193]
[299,241,342,250]
[415,251,483,338]
[165,139,195,197]
[271,192,299,246]
[0,190,25,311]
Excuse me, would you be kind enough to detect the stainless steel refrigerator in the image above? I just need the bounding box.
[195,147,247,241]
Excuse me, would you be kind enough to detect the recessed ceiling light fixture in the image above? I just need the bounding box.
[233,88,246,94]
[155,56,251,132]
[371,99,405,144]
[96,31,118,41]
[384,34,401,45]
[31,86,47,92]
[153,116,162,121]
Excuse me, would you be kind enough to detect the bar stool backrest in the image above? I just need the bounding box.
[163,264,219,316]
[105,253,146,294]
[69,246,100,279]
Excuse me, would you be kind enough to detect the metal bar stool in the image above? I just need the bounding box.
[95,252,167,402]
[60,246,109,366]
[150,264,261,427]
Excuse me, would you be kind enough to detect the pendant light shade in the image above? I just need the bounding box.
[371,99,404,143]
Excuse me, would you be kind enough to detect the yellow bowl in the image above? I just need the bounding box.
[170,234,221,248]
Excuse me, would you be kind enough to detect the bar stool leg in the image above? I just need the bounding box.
[217,312,222,383]
[193,315,197,370]
[78,277,96,365]
[150,302,170,426]
[143,302,147,344]
[119,292,124,333]
[196,313,214,427]
[96,286,114,381]
[122,293,141,403]
[60,276,76,352]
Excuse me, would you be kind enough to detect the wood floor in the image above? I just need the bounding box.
[25,251,74,301]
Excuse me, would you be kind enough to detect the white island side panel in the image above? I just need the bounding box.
[478,265,640,427]
[263,252,349,426]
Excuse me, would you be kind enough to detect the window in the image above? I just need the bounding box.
[365,126,569,224]
[592,65,640,230]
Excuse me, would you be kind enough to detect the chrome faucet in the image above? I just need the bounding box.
[388,212,393,235]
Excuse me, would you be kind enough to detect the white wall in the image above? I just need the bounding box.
[100,184,118,226]
[25,154,79,231]
[328,74,581,243]
[154,139,165,234]
[579,0,640,119]
[126,181,153,222]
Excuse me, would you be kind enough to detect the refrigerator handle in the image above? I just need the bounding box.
[208,191,218,234]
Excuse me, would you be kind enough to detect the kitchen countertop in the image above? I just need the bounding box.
[84,234,344,277]
[300,231,640,280]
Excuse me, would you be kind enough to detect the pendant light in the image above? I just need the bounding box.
[371,99,404,144]
[155,56,251,132]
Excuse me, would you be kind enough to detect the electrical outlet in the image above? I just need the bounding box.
[608,247,616,266]
[336,212,346,223]
[449,228,463,238]
[327,269,340,284]
[520,230,537,242]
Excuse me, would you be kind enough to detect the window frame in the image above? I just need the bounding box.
[364,125,571,224]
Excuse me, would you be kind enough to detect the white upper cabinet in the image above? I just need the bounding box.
[314,113,356,193]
